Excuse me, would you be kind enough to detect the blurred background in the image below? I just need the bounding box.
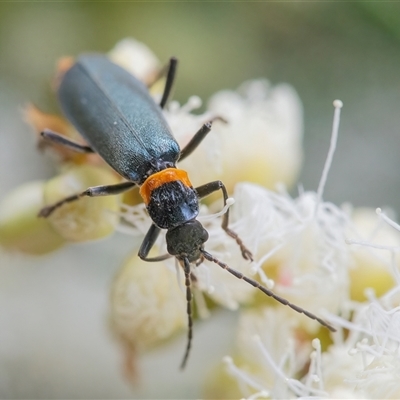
[0,2,400,399]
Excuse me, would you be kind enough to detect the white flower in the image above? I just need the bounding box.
[230,183,350,327]
[218,100,400,399]
[207,80,303,190]
[165,80,303,193]
[320,284,400,398]
[221,309,331,399]
[224,206,400,399]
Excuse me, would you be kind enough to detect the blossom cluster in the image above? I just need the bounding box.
[1,38,399,399]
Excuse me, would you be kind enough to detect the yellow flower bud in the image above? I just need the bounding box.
[203,361,242,400]
[349,208,396,302]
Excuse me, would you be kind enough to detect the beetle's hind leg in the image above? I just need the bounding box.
[147,57,178,109]
[159,57,178,109]
[38,181,135,218]
[41,129,94,153]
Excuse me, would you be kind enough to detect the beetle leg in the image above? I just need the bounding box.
[178,116,227,162]
[138,223,172,262]
[41,129,95,153]
[147,57,178,109]
[195,181,253,261]
[38,181,135,218]
[159,57,178,109]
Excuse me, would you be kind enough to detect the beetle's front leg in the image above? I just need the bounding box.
[178,117,227,162]
[195,181,253,261]
[138,223,173,262]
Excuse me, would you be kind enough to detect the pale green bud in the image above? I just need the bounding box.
[0,181,65,255]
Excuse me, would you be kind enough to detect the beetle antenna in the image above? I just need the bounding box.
[200,250,336,332]
[180,257,194,370]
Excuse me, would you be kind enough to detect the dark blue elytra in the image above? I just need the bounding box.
[58,54,180,184]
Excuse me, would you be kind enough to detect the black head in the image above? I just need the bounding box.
[166,220,209,263]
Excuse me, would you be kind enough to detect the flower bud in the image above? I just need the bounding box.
[108,38,160,84]
[348,208,396,301]
[44,164,121,242]
[0,181,65,254]
[110,249,186,353]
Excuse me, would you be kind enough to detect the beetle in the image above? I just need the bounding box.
[38,54,335,369]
